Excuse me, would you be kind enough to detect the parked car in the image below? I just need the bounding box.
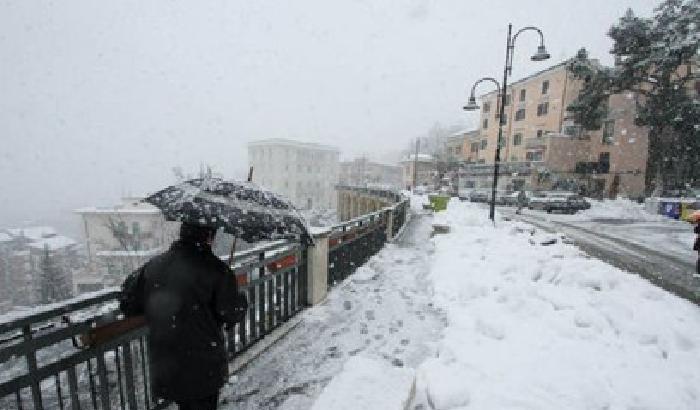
[469,190,490,203]
[494,190,513,206]
[457,187,472,201]
[503,191,531,207]
[528,191,589,213]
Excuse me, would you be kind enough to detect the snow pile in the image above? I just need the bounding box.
[311,356,415,410]
[418,200,700,409]
[407,193,430,213]
[575,198,666,222]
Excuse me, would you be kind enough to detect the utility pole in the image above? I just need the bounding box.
[412,139,420,190]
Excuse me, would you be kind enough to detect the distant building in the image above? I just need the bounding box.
[444,133,467,164]
[248,139,340,210]
[467,55,648,198]
[400,154,436,189]
[75,197,178,293]
[2,226,78,306]
[339,157,402,189]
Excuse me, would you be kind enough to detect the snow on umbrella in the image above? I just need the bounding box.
[144,177,313,244]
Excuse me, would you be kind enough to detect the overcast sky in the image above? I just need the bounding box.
[0,0,660,235]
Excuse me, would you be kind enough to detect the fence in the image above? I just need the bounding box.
[0,197,409,410]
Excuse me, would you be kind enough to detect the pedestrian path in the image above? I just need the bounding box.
[220,214,444,410]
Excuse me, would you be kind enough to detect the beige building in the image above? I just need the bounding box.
[339,157,402,189]
[400,154,436,189]
[461,130,485,164]
[471,58,648,198]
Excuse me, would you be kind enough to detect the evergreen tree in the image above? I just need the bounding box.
[567,0,700,194]
[40,245,70,303]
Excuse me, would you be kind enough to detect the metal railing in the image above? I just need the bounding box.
[327,210,388,286]
[0,196,410,410]
[0,241,307,410]
[327,197,409,286]
[335,185,402,203]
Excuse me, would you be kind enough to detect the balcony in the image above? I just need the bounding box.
[525,137,548,149]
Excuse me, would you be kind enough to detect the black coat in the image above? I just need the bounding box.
[119,240,248,401]
[694,224,700,252]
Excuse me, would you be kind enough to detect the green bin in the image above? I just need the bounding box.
[428,195,450,212]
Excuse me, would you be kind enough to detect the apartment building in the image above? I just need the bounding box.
[339,157,402,189]
[75,197,177,292]
[400,154,436,189]
[248,139,340,210]
[469,57,648,198]
[1,226,78,306]
[461,130,484,163]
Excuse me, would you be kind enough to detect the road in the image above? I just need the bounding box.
[221,214,443,410]
[500,207,700,304]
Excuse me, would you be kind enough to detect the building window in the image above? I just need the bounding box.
[526,151,544,161]
[483,119,488,129]
[563,124,581,137]
[602,119,615,144]
[504,94,511,106]
[537,102,549,116]
[471,142,480,153]
[536,130,544,138]
[132,222,140,236]
[480,140,487,149]
[599,152,610,173]
[519,89,526,102]
[515,108,526,121]
[483,102,490,113]
[513,133,523,146]
[542,80,549,95]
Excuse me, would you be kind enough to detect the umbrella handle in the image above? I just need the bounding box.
[229,236,237,269]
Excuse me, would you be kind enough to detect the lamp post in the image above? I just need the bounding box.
[464,24,550,221]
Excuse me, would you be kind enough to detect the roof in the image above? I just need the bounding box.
[248,138,339,152]
[27,235,77,251]
[6,226,57,241]
[75,200,161,215]
[75,206,161,215]
[96,248,163,257]
[480,58,574,98]
[400,154,434,163]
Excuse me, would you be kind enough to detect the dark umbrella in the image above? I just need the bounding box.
[144,177,313,244]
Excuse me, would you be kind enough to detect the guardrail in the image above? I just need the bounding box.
[328,210,388,286]
[0,196,410,410]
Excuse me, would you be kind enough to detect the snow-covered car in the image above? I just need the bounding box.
[494,190,513,205]
[503,191,531,207]
[528,192,587,213]
[469,190,490,203]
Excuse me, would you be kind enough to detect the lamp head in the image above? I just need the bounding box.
[531,45,550,61]
[462,95,480,111]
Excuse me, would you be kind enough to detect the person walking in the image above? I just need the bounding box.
[119,222,248,410]
[516,189,528,215]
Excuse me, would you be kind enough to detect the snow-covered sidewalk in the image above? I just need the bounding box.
[416,200,700,409]
[222,214,443,409]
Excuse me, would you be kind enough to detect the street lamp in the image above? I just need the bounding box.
[464,24,550,221]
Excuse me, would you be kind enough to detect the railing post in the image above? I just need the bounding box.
[385,208,394,241]
[23,325,43,410]
[306,230,330,305]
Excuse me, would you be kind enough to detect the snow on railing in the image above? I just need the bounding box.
[0,239,308,410]
[0,195,410,410]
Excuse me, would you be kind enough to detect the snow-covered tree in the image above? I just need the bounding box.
[567,0,700,194]
[39,245,71,303]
